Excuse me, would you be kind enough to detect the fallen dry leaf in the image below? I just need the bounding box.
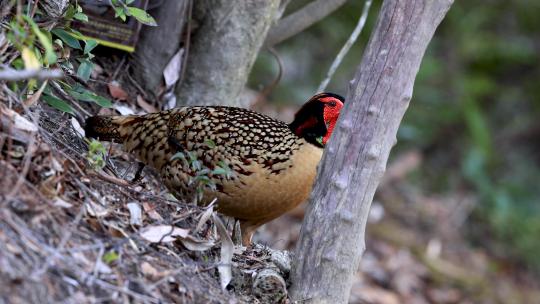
[108,81,128,101]
[195,201,215,233]
[140,225,189,243]
[85,200,109,217]
[142,202,163,221]
[71,117,85,137]
[163,48,183,89]
[113,104,135,115]
[127,202,142,226]
[0,105,38,133]
[53,197,73,208]
[136,95,157,113]
[141,261,160,279]
[213,214,233,289]
[24,80,48,107]
[180,235,215,251]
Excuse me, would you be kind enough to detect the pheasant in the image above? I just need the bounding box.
[85,92,345,245]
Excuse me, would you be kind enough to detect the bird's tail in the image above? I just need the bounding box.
[84,115,136,141]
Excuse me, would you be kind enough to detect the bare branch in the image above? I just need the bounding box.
[317,0,373,92]
[0,68,63,81]
[265,0,348,46]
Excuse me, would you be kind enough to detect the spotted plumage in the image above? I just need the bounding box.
[85,93,345,245]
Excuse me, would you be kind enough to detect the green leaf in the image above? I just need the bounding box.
[171,152,185,161]
[67,86,113,108]
[54,38,63,49]
[73,12,89,22]
[204,139,216,148]
[212,167,227,176]
[114,7,126,21]
[64,5,76,20]
[12,58,24,70]
[77,59,93,81]
[67,89,94,102]
[89,139,106,154]
[127,7,157,26]
[91,94,113,108]
[84,39,98,55]
[24,15,57,64]
[42,94,74,115]
[51,29,81,49]
[102,251,119,264]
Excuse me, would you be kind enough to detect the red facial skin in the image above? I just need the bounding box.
[320,96,344,145]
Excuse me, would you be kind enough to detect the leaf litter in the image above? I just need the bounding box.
[0,77,292,303]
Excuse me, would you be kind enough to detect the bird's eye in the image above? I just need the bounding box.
[328,101,337,107]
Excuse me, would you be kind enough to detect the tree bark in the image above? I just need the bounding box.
[132,0,189,96]
[290,0,454,303]
[175,0,280,107]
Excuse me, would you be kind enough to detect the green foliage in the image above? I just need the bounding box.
[64,4,89,22]
[64,83,113,108]
[170,148,233,202]
[86,139,107,170]
[102,250,120,264]
[51,28,82,49]
[42,94,74,115]
[110,0,157,26]
[4,1,154,116]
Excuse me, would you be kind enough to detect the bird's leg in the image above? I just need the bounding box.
[240,220,262,247]
[129,161,145,184]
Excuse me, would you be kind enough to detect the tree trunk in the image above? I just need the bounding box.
[290,0,454,303]
[175,0,280,107]
[132,0,189,96]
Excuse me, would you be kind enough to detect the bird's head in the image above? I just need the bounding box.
[289,92,345,147]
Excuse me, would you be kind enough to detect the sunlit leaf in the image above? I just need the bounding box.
[84,39,98,55]
[21,47,40,69]
[24,16,57,64]
[102,251,119,264]
[127,7,157,26]
[73,12,88,22]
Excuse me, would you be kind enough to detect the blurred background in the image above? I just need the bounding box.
[249,0,540,302]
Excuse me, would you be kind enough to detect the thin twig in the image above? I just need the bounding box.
[110,55,126,82]
[0,68,64,81]
[89,170,131,186]
[5,136,36,200]
[250,47,283,107]
[265,0,348,46]
[49,80,90,118]
[178,0,193,89]
[33,203,86,278]
[317,0,372,92]
[29,0,40,18]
